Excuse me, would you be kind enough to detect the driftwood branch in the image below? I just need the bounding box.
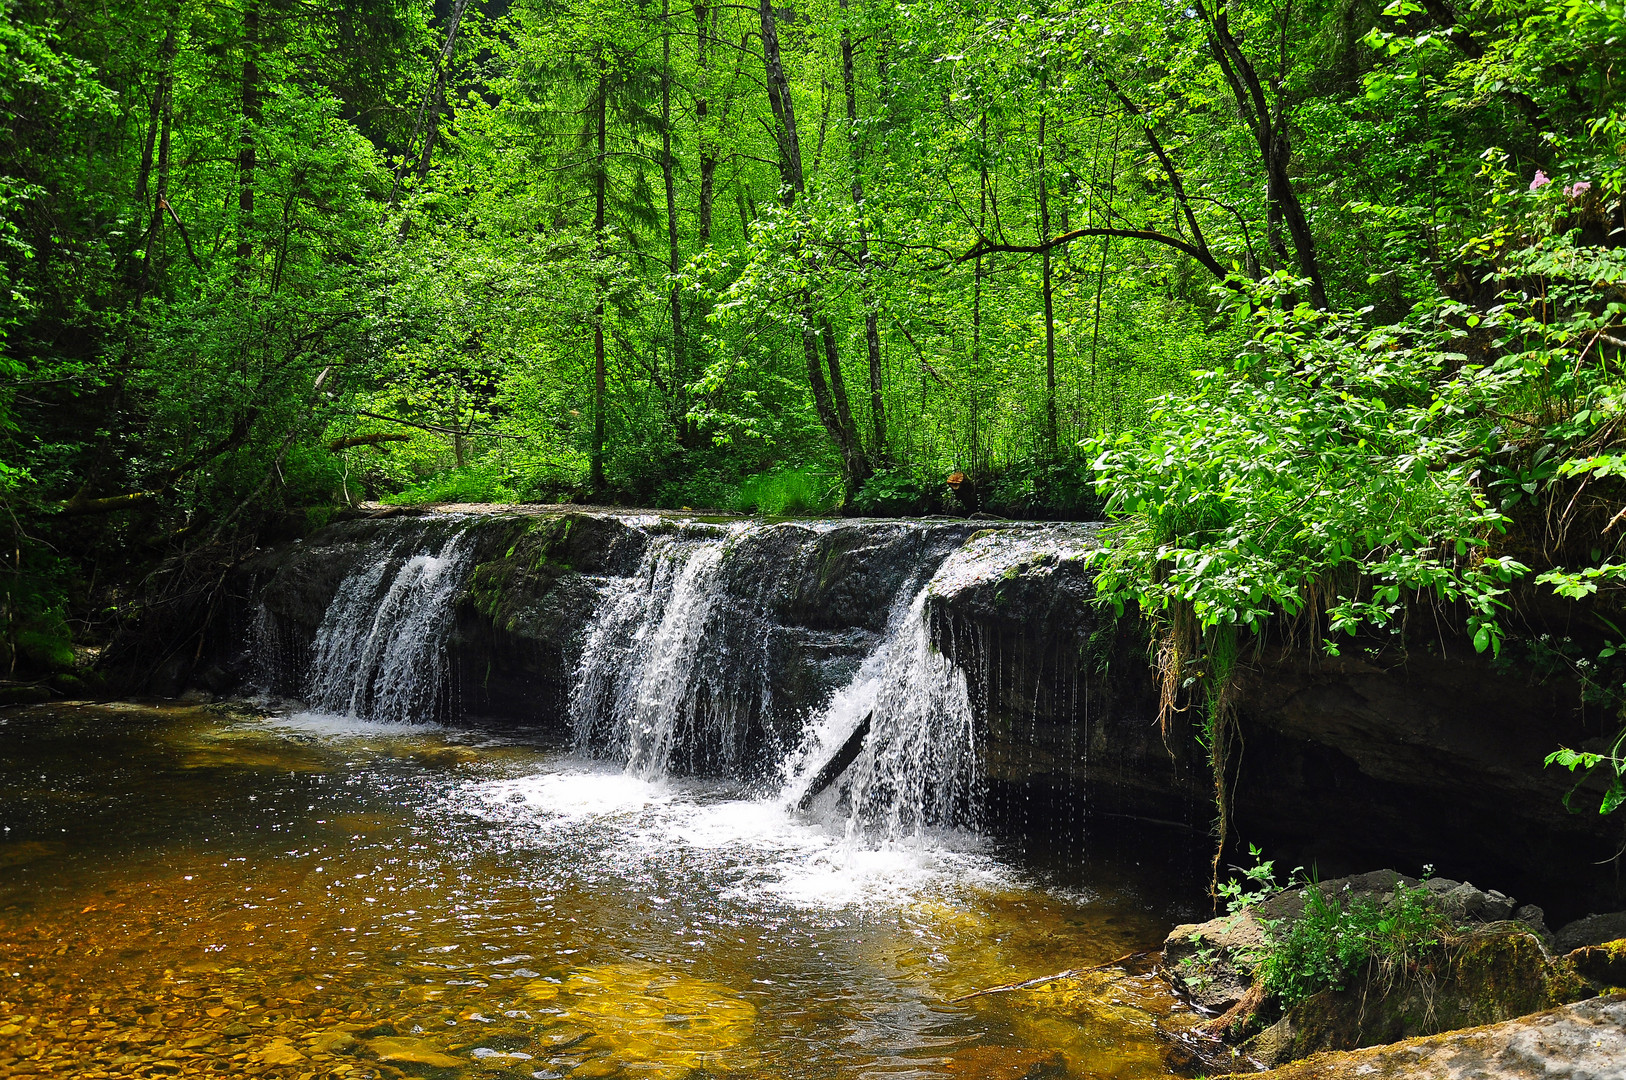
[950,951,1151,1002]
[56,491,155,517]
[351,410,525,441]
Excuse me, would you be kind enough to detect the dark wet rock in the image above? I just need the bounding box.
[1555,911,1626,953]
[1565,938,1626,988]
[1228,993,1626,1079]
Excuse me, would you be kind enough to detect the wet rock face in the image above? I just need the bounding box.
[922,525,1209,861]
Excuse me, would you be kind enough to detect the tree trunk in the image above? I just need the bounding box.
[451,383,466,469]
[969,111,989,473]
[695,2,715,245]
[838,0,885,459]
[1090,121,1123,430]
[237,0,260,276]
[661,0,691,448]
[758,0,805,202]
[1037,76,1059,454]
[757,0,870,494]
[132,14,178,292]
[590,57,609,494]
[1204,5,1329,309]
[414,0,471,181]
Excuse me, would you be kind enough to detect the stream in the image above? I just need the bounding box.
[0,701,1210,1080]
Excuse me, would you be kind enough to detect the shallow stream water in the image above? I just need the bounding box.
[0,702,1211,1080]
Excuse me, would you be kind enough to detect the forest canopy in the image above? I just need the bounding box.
[2,0,1624,803]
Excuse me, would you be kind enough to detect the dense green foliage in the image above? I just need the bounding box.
[1214,850,1457,1009]
[1,0,1623,825]
[1259,878,1454,1007]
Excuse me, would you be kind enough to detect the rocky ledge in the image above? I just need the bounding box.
[103,506,1626,914]
[1226,994,1626,1080]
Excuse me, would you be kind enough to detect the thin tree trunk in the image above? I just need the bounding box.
[590,57,609,494]
[758,0,869,494]
[1203,3,1329,309]
[695,2,715,244]
[838,0,885,459]
[236,0,260,276]
[1037,74,1059,454]
[414,0,471,181]
[661,0,690,448]
[451,383,465,468]
[132,14,178,292]
[1090,121,1123,430]
[758,0,804,202]
[969,110,989,473]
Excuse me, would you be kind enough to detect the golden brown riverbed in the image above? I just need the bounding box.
[0,703,1210,1079]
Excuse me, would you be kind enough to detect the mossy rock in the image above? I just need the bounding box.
[1566,937,1626,989]
[1247,925,1593,1066]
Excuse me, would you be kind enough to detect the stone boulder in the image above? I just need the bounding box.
[1245,924,1592,1066]
[1554,911,1626,953]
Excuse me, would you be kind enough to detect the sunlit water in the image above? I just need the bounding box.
[0,703,1212,1079]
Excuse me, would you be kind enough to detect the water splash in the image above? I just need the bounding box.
[305,525,477,723]
[781,577,979,839]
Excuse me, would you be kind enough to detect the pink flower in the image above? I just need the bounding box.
[1565,180,1593,199]
[1530,170,1551,190]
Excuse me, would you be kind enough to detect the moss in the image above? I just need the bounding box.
[467,517,574,626]
[1567,938,1626,988]
[1254,926,1595,1066]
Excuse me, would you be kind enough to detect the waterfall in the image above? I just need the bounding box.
[780,570,980,839]
[569,528,752,777]
[304,523,477,723]
[564,520,988,838]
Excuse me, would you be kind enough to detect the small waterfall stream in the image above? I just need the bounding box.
[566,526,986,839]
[569,528,746,777]
[779,580,979,838]
[303,522,477,723]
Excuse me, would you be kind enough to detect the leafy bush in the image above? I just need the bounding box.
[983,455,1101,520]
[1258,877,1454,1008]
[653,466,738,511]
[1088,276,1525,661]
[850,465,935,516]
[736,467,841,517]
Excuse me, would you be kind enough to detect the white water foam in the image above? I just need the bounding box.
[570,527,750,777]
[778,581,979,839]
[464,764,1009,911]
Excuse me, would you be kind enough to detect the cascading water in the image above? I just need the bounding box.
[304,523,477,723]
[569,527,753,777]
[778,557,985,838]
[564,519,988,840]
